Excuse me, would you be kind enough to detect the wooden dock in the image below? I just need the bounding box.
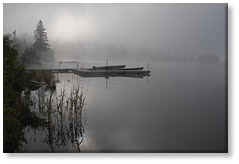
[26,65,151,78]
[26,68,74,73]
[72,69,150,78]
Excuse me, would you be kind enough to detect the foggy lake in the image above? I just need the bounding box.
[3,3,227,153]
[22,60,227,152]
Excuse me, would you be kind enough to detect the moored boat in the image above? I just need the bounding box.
[116,67,144,70]
[92,65,126,70]
[84,65,143,71]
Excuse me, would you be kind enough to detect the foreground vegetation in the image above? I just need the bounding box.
[26,86,86,152]
[4,35,86,152]
[3,35,55,152]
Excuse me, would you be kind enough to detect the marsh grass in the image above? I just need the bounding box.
[24,77,87,152]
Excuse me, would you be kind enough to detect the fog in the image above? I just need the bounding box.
[3,3,227,152]
[3,3,227,62]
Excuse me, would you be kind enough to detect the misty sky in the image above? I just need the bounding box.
[3,3,227,57]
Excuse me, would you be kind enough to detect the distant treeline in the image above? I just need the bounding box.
[53,40,221,63]
[11,19,221,64]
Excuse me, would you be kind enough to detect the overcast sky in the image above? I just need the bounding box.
[3,3,227,57]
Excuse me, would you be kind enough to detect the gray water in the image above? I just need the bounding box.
[22,61,227,152]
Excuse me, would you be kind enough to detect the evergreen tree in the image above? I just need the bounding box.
[3,34,28,152]
[33,20,50,57]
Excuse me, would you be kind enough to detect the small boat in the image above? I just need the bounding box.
[84,65,144,71]
[116,67,144,70]
[91,65,126,70]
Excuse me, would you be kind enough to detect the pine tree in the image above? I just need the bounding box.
[33,20,50,57]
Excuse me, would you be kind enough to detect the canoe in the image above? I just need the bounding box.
[84,66,144,71]
[91,65,126,70]
[116,67,144,70]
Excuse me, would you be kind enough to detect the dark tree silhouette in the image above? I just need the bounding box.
[33,20,50,57]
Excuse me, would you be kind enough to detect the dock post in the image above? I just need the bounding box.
[106,59,108,66]
[77,62,79,68]
[106,79,108,89]
[147,62,150,85]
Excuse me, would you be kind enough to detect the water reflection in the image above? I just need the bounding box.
[22,62,226,152]
[23,75,87,152]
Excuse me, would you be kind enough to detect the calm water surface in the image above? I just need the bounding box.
[23,61,227,152]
